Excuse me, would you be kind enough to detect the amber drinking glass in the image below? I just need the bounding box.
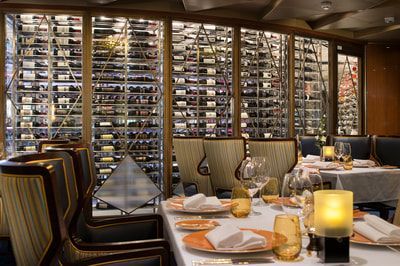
[272,214,302,261]
[342,143,353,170]
[260,177,279,204]
[230,185,251,218]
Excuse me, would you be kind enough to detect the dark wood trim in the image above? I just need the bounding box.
[38,139,70,152]
[328,41,337,135]
[287,33,295,137]
[0,13,5,158]
[163,17,173,199]
[354,24,400,39]
[82,12,92,145]
[233,26,241,137]
[0,3,365,45]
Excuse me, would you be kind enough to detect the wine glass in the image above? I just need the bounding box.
[342,143,353,170]
[334,142,344,163]
[260,177,279,205]
[252,157,270,206]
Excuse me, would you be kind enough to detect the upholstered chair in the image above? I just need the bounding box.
[373,136,400,166]
[45,143,164,241]
[299,135,320,157]
[173,137,213,196]
[203,138,245,198]
[0,154,169,265]
[328,135,372,160]
[38,139,70,153]
[394,194,400,226]
[247,138,298,187]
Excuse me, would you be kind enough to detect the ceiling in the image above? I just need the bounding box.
[1,0,400,42]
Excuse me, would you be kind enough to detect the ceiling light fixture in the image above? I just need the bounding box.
[321,1,332,11]
[384,16,395,24]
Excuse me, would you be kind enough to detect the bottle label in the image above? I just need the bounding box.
[173,22,184,29]
[173,66,184,72]
[241,122,247,127]
[58,38,69,45]
[58,75,70,80]
[207,68,216,75]
[57,86,69,92]
[175,78,185,84]
[207,101,216,107]
[100,134,113,140]
[101,146,115,152]
[99,168,112,174]
[21,134,34,140]
[22,61,35,68]
[263,72,272,78]
[206,112,216,118]
[206,79,216,85]
[57,50,70,56]
[173,55,184,61]
[25,146,36,151]
[22,25,36,32]
[203,47,213,54]
[23,73,35,80]
[100,122,112,126]
[20,109,33,115]
[176,101,186,107]
[57,61,69,67]
[21,122,33,128]
[263,82,271,88]
[54,16,68,21]
[241,112,249,118]
[22,97,33,104]
[173,45,186,51]
[176,89,186,95]
[56,26,69,33]
[206,90,215,96]
[58,98,70,104]
[172,35,185,41]
[203,58,215,64]
[174,123,187,129]
[100,157,114,162]
[206,123,216,128]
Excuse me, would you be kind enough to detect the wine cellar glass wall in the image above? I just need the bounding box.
[294,36,329,136]
[92,17,164,195]
[5,14,83,155]
[240,28,288,138]
[171,21,233,191]
[337,54,360,135]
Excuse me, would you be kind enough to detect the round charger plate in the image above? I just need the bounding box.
[303,164,341,170]
[351,232,400,246]
[183,228,284,253]
[166,197,231,213]
[175,219,220,231]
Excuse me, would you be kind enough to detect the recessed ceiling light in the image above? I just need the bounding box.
[321,1,332,11]
[384,16,395,24]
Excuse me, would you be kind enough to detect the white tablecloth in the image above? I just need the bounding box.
[319,168,400,204]
[159,201,400,266]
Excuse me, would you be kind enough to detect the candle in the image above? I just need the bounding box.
[314,190,353,237]
[322,146,334,161]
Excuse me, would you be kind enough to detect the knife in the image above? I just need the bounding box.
[192,258,274,265]
[175,215,231,220]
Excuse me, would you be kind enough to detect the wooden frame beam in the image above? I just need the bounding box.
[182,0,253,12]
[233,26,241,137]
[354,24,400,39]
[0,13,5,158]
[309,0,391,30]
[258,0,284,20]
[82,12,92,145]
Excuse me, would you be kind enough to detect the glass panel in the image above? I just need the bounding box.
[240,28,288,138]
[337,54,360,135]
[294,37,329,136]
[5,14,83,156]
[92,17,164,210]
[94,155,162,214]
[171,21,233,193]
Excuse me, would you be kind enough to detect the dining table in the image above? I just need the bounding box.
[316,167,400,205]
[159,201,400,266]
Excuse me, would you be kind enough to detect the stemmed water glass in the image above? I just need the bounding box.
[334,142,344,163]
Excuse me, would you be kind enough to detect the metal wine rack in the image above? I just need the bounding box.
[91,16,164,195]
[5,14,83,155]
[240,28,289,138]
[294,36,329,135]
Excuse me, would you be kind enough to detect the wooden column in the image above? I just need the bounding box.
[82,13,92,145]
[232,26,241,137]
[163,17,173,199]
[287,33,295,137]
[328,41,338,135]
[0,13,6,158]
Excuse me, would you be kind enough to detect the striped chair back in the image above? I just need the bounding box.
[247,138,297,187]
[174,137,213,196]
[203,138,245,196]
[0,159,66,265]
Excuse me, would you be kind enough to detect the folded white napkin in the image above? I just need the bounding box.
[205,224,266,250]
[303,155,320,163]
[353,159,376,167]
[182,194,222,210]
[354,214,400,243]
[311,161,340,169]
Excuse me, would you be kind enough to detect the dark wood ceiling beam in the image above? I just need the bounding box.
[182,0,254,12]
[258,0,284,20]
[308,0,391,30]
[354,24,400,38]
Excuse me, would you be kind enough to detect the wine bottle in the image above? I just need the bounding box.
[52,26,81,33]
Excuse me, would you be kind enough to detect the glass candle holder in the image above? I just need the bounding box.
[343,155,353,170]
[230,185,251,218]
[272,214,302,261]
